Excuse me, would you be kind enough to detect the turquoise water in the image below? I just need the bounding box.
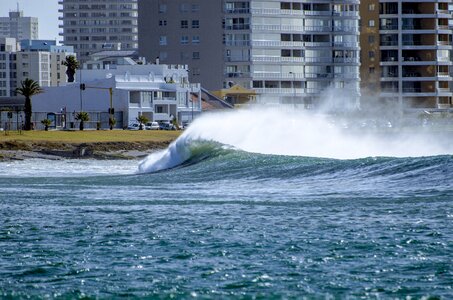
[1,152,452,298]
[1,110,453,298]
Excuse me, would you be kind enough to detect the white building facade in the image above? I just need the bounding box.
[59,0,139,63]
[0,38,75,97]
[31,64,202,130]
[0,10,39,40]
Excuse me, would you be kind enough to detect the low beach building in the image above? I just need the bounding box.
[31,64,202,130]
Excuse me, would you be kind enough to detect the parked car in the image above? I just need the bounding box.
[159,122,176,130]
[145,122,159,130]
[127,123,140,130]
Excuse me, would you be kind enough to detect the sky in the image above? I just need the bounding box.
[1,0,60,41]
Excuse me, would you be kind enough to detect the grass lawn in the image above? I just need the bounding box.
[0,130,181,143]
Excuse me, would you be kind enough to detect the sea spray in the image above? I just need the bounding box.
[138,108,453,173]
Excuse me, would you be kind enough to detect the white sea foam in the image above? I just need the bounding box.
[138,108,453,173]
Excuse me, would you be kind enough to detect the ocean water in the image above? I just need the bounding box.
[1,110,452,299]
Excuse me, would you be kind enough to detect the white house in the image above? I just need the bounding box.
[31,64,201,129]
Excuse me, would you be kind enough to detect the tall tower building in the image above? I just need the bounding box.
[59,0,138,63]
[0,10,39,40]
[139,0,361,108]
[360,0,453,110]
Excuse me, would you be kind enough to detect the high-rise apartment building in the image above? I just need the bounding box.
[139,0,361,107]
[0,38,75,97]
[59,0,138,63]
[0,10,39,40]
[360,0,453,110]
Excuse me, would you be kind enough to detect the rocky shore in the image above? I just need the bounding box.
[0,140,171,161]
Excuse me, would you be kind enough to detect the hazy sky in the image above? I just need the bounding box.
[1,0,60,41]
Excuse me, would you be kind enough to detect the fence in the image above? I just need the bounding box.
[0,111,124,131]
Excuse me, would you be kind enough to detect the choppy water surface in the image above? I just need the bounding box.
[1,110,452,298]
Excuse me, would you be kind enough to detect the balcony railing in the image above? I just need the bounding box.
[380,25,398,30]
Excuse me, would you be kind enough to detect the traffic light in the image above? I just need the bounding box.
[80,83,86,90]
[108,108,115,114]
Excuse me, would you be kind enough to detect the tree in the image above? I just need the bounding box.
[109,117,116,130]
[41,119,52,131]
[16,78,43,130]
[136,115,149,130]
[75,112,90,131]
[62,55,79,83]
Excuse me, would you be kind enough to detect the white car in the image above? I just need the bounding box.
[145,122,160,130]
[127,123,140,130]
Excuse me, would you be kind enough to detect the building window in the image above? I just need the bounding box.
[193,52,200,59]
[159,4,167,13]
[369,4,375,11]
[181,20,189,28]
[368,20,375,27]
[369,67,375,74]
[192,4,200,12]
[368,35,375,44]
[180,3,190,12]
[180,52,190,60]
[368,51,375,59]
[192,68,200,76]
[159,52,168,61]
[192,20,199,28]
[181,36,189,44]
[159,36,167,46]
[159,20,167,26]
[192,36,200,44]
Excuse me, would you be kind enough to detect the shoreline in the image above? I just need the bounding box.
[0,140,171,161]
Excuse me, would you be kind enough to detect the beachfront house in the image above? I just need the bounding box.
[30,64,202,130]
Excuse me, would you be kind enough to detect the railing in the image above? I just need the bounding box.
[252,56,305,63]
[225,72,251,78]
[224,8,250,14]
[225,40,250,46]
[380,41,399,46]
[382,57,398,62]
[224,24,250,30]
[253,73,305,79]
[333,42,359,47]
[380,25,398,30]
[252,40,305,47]
[333,57,359,63]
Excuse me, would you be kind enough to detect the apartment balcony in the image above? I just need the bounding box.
[224,8,250,14]
[251,40,305,48]
[252,56,305,63]
[154,98,177,105]
[225,72,251,78]
[333,26,359,33]
[251,25,331,33]
[224,24,250,31]
[254,87,322,95]
[333,57,359,64]
[252,73,305,80]
[225,40,251,47]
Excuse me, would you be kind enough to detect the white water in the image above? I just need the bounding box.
[138,108,453,173]
[0,159,137,178]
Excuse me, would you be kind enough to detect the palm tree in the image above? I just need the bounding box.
[16,78,43,130]
[41,119,52,131]
[109,117,116,130]
[136,115,149,130]
[75,112,90,131]
[62,55,79,83]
